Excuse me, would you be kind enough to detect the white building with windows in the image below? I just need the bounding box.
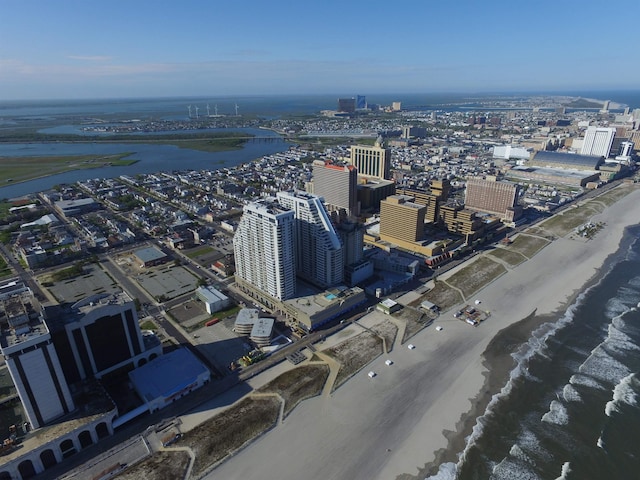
[581,126,616,158]
[276,190,344,289]
[233,198,296,301]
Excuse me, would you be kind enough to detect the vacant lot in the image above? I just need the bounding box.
[538,203,602,237]
[178,396,280,477]
[486,247,527,267]
[371,319,399,353]
[506,234,550,259]
[324,331,383,390]
[41,263,120,303]
[115,451,190,480]
[446,256,507,299]
[259,364,329,416]
[417,280,463,313]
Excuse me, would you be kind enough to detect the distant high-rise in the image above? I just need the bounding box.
[338,98,356,113]
[276,191,343,288]
[356,95,367,110]
[311,160,359,218]
[350,136,391,180]
[581,126,616,158]
[233,199,296,301]
[464,177,521,221]
[379,195,426,243]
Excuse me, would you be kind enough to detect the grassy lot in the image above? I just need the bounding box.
[184,245,215,259]
[506,234,550,259]
[324,331,383,390]
[486,247,527,267]
[418,281,463,313]
[258,364,329,417]
[178,396,280,477]
[115,451,190,480]
[538,203,603,237]
[446,256,507,299]
[139,320,157,331]
[0,257,11,278]
[0,153,136,184]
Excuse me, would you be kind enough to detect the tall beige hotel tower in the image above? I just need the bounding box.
[349,136,391,180]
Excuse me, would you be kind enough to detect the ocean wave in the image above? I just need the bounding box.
[604,296,633,319]
[569,373,606,390]
[456,294,587,468]
[423,461,456,480]
[562,384,582,402]
[554,461,571,480]
[606,320,640,352]
[517,428,553,463]
[627,275,640,288]
[578,345,632,384]
[541,400,569,425]
[605,373,638,417]
[491,457,541,480]
[509,444,537,467]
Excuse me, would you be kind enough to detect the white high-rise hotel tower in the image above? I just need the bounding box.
[581,126,616,158]
[276,190,343,288]
[233,191,343,302]
[233,199,296,301]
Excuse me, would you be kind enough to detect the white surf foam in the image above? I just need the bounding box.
[570,373,606,390]
[554,461,571,480]
[492,457,541,480]
[541,400,569,425]
[562,384,582,403]
[578,345,631,384]
[423,461,456,480]
[605,373,638,417]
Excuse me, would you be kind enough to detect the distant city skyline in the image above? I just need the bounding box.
[1,0,639,100]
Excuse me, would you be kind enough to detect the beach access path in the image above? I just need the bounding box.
[206,185,640,480]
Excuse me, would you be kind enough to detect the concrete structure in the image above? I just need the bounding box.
[128,348,210,414]
[195,286,229,314]
[338,97,356,113]
[357,178,396,211]
[276,191,343,289]
[311,160,359,218]
[464,177,522,221]
[45,292,162,384]
[234,308,260,335]
[492,145,531,160]
[350,137,391,180]
[54,198,99,218]
[1,300,74,429]
[580,126,616,158]
[133,246,168,268]
[233,198,296,301]
[281,286,367,332]
[380,195,426,243]
[508,165,601,187]
[377,299,401,315]
[530,150,604,171]
[250,317,275,347]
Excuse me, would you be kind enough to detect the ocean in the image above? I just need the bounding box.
[426,226,640,480]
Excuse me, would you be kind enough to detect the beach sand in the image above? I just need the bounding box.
[206,186,640,480]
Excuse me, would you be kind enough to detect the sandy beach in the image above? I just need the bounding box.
[203,186,640,480]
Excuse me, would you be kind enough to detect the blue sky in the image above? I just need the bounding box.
[1,0,638,100]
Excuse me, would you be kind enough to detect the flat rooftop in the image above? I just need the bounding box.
[129,348,209,402]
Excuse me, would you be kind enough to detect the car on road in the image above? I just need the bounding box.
[385,359,393,366]
[407,344,415,350]
[436,326,444,331]
[368,371,377,378]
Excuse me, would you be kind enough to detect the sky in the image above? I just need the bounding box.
[1,0,639,100]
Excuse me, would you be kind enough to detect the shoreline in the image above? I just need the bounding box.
[401,187,640,480]
[207,184,640,480]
